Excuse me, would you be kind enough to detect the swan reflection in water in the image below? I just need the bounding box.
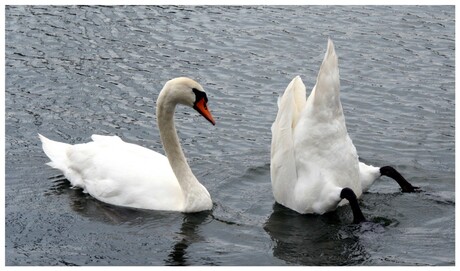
[165,212,210,266]
[264,203,371,265]
[46,176,211,266]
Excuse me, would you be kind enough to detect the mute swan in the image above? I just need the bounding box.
[270,39,418,223]
[39,77,215,213]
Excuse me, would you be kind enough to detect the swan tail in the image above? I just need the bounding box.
[38,134,71,169]
[39,134,87,189]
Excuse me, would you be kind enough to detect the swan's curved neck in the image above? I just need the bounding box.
[156,97,197,189]
[155,85,212,212]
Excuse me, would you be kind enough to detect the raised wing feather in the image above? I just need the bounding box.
[271,76,307,207]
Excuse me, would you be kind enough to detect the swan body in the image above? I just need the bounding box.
[40,77,215,213]
[271,39,361,217]
[271,39,417,222]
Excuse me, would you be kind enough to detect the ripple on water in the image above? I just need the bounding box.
[5,5,454,266]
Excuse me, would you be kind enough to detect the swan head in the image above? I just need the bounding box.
[160,77,216,125]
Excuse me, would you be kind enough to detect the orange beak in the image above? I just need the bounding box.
[193,98,216,125]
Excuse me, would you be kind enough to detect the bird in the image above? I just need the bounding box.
[270,39,418,223]
[39,77,216,213]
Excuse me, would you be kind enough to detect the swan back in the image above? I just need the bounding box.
[40,134,186,209]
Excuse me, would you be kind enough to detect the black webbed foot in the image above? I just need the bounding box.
[380,166,421,193]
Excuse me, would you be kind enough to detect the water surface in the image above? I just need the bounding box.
[5,5,455,265]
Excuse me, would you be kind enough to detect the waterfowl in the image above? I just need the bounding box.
[270,39,417,223]
[40,77,215,213]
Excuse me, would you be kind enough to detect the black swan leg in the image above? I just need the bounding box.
[380,166,420,193]
[340,187,366,224]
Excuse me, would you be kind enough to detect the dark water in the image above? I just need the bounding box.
[5,6,455,266]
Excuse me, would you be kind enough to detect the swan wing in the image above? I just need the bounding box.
[271,76,307,208]
[39,134,184,211]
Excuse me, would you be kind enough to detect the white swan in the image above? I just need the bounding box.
[270,39,417,223]
[39,77,215,213]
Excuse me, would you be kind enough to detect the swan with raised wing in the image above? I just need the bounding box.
[270,39,418,223]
